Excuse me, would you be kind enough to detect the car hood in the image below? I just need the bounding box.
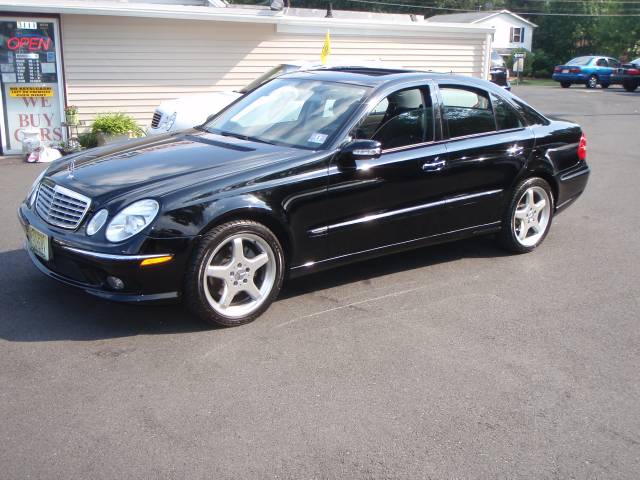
[45,130,307,204]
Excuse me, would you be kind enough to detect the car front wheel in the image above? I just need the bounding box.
[498,178,554,253]
[586,75,598,89]
[184,220,285,327]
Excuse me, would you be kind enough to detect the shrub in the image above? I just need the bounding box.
[78,131,98,149]
[531,50,556,78]
[91,112,144,137]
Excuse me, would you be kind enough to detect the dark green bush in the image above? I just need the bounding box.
[78,131,98,149]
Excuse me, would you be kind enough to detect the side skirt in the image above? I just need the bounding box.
[288,221,501,279]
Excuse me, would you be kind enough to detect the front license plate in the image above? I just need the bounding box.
[562,69,569,73]
[27,225,50,261]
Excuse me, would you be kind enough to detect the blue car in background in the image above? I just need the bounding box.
[552,56,621,89]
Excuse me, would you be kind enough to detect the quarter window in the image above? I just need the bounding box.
[490,93,523,130]
[354,87,433,150]
[440,87,496,138]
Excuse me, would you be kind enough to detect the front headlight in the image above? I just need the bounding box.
[158,112,177,131]
[105,199,159,242]
[27,169,47,207]
[86,209,109,236]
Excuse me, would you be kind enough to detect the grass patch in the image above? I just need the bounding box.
[510,77,557,87]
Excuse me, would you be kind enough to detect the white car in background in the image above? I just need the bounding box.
[148,60,393,135]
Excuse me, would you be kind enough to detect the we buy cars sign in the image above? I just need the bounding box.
[0,20,62,153]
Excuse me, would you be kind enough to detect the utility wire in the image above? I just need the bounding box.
[345,0,640,15]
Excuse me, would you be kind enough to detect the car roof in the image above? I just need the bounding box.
[279,67,502,91]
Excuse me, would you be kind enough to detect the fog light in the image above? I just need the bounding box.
[106,276,125,290]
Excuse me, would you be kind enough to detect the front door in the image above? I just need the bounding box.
[0,17,65,154]
[317,83,448,260]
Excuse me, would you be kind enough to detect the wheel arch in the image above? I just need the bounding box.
[197,198,293,265]
[518,168,559,208]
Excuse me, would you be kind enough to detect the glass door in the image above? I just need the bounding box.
[0,17,65,155]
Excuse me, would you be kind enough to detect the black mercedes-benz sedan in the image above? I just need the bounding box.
[19,68,590,326]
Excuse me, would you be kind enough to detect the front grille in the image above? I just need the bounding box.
[151,110,162,128]
[35,182,91,230]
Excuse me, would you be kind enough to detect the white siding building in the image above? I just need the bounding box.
[0,0,494,154]
[426,10,537,57]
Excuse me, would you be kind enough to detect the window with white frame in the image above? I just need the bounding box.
[510,27,525,43]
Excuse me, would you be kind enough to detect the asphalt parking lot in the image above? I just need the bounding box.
[1,85,639,479]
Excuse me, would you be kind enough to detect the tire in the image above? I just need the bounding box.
[184,220,285,327]
[498,177,554,254]
[560,82,571,88]
[586,75,598,89]
[623,80,639,92]
[600,82,610,89]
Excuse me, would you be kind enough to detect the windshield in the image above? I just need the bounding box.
[631,58,640,65]
[239,64,298,94]
[203,78,370,150]
[567,56,593,66]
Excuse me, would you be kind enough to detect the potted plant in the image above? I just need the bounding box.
[65,105,79,125]
[91,112,144,146]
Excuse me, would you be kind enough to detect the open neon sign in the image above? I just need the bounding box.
[6,36,52,51]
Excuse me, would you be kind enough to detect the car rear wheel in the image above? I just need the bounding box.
[184,220,285,327]
[560,82,571,88]
[623,80,639,92]
[498,178,554,254]
[586,75,598,89]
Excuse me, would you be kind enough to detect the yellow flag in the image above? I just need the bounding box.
[321,30,331,65]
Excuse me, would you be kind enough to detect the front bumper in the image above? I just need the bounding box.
[19,203,195,303]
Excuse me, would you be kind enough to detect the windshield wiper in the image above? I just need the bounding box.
[218,131,276,146]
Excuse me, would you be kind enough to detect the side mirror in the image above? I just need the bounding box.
[337,139,382,170]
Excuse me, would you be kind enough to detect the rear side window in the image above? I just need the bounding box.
[596,58,608,67]
[440,86,496,138]
[490,93,523,130]
[512,99,548,126]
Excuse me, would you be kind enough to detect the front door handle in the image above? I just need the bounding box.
[422,158,446,172]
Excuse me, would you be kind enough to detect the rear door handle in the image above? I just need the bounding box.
[422,158,446,172]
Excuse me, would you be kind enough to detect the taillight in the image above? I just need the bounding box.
[578,133,587,161]
[554,66,561,73]
[628,68,640,75]
[570,68,581,74]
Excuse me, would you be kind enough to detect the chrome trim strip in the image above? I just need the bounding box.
[309,189,502,236]
[296,221,502,270]
[560,166,590,181]
[61,246,173,261]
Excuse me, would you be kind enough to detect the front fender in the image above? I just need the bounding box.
[153,193,292,247]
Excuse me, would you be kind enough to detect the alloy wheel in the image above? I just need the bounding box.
[202,233,276,318]
[512,186,551,247]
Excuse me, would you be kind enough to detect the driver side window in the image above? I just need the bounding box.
[353,87,433,150]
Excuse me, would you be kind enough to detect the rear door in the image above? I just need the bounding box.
[433,83,535,233]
